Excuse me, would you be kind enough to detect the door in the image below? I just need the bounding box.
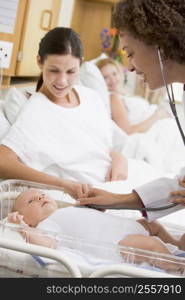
[16,0,61,76]
[71,0,114,60]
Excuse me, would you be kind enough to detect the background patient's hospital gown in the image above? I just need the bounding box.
[113,95,185,175]
[1,85,164,218]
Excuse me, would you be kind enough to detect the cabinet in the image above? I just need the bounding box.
[1,0,61,87]
[16,0,61,77]
[71,0,116,60]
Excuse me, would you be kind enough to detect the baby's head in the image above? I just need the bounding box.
[13,188,58,227]
[96,58,123,92]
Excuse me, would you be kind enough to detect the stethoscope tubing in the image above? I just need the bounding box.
[85,202,179,212]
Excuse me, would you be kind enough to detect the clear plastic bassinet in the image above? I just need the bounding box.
[0,179,185,278]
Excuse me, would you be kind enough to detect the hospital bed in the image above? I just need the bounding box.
[0,179,185,278]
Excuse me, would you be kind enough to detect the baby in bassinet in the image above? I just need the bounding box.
[7,188,185,271]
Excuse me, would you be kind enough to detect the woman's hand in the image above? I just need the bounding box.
[153,108,171,121]
[63,180,91,199]
[106,151,128,181]
[170,177,185,206]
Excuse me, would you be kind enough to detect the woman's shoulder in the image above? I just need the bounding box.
[29,91,47,101]
[74,84,101,98]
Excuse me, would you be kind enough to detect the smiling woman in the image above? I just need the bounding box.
[38,54,81,107]
[119,33,166,90]
[36,27,83,106]
[0,27,93,200]
[77,0,185,222]
[96,57,170,135]
[113,0,185,89]
[1,26,157,204]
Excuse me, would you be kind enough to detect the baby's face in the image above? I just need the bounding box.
[14,188,58,227]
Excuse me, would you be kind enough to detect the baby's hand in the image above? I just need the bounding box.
[7,211,27,226]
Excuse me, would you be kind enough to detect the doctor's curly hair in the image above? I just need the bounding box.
[113,0,185,64]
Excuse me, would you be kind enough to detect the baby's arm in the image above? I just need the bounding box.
[110,93,170,134]
[8,212,56,248]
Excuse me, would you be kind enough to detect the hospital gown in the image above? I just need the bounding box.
[1,85,165,219]
[134,88,185,222]
[119,95,185,175]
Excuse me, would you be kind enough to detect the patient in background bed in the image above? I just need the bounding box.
[96,58,170,135]
[7,188,185,271]
[96,58,185,174]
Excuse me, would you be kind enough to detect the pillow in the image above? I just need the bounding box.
[90,52,137,96]
[0,100,10,141]
[3,87,27,125]
[79,61,110,115]
[89,52,108,64]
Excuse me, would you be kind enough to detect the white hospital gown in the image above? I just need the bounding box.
[1,86,114,184]
[134,88,185,222]
[1,85,164,219]
[120,95,185,175]
[1,85,161,187]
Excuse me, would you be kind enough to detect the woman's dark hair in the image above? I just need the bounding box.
[113,0,185,64]
[36,27,83,91]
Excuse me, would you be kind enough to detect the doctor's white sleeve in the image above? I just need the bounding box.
[134,167,185,221]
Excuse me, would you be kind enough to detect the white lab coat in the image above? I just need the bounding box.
[135,87,185,221]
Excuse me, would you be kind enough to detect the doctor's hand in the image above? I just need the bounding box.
[106,151,128,181]
[170,178,185,206]
[77,187,123,206]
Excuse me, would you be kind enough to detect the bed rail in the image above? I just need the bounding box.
[89,263,180,278]
[0,237,82,278]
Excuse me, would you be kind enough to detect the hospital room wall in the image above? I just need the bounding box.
[1,0,182,111]
[57,0,75,27]
[58,0,116,61]
[1,0,61,88]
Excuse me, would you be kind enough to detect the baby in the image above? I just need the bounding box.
[8,188,185,271]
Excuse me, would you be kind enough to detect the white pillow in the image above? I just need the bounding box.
[3,87,27,125]
[89,52,108,64]
[79,61,110,115]
[0,100,10,141]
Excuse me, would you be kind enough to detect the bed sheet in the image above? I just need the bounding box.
[122,118,185,175]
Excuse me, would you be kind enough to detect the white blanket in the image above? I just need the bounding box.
[122,118,185,175]
[124,95,157,124]
[116,95,185,174]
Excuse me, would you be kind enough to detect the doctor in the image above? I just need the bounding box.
[78,0,185,221]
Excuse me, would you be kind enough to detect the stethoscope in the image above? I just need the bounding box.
[157,47,185,145]
[86,48,185,212]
